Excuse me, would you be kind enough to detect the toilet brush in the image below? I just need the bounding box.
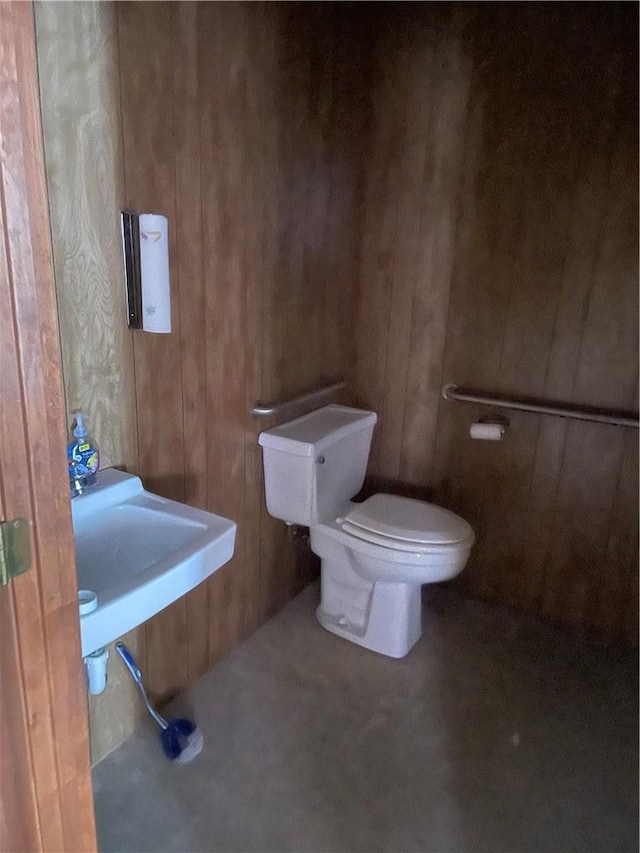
[115,642,203,764]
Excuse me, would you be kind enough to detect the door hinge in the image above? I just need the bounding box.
[0,518,31,586]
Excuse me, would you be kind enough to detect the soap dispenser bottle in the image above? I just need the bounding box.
[68,413,100,497]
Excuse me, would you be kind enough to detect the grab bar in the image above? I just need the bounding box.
[250,380,346,418]
[442,383,639,429]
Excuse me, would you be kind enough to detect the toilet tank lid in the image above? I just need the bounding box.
[258,405,377,457]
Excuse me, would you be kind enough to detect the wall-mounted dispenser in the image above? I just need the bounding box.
[121,211,171,333]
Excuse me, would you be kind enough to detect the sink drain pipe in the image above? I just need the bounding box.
[78,588,108,694]
[84,647,109,695]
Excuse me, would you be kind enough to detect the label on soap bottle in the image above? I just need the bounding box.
[68,442,100,476]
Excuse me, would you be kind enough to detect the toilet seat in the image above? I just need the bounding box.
[339,494,474,553]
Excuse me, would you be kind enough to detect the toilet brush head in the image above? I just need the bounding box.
[160,718,204,764]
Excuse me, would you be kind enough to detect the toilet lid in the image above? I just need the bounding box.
[341,494,473,547]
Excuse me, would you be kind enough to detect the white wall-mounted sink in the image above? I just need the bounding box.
[72,469,236,656]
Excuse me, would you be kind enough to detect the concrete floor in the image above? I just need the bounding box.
[93,583,638,853]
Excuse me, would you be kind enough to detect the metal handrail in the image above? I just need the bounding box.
[250,380,346,418]
[442,383,639,429]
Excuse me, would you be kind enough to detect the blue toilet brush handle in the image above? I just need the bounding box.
[115,641,203,763]
[115,642,168,730]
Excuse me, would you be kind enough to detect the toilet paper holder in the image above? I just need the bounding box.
[470,416,509,440]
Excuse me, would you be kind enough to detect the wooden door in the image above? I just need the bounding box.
[0,3,96,850]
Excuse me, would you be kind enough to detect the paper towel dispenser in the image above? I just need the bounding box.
[121,210,171,334]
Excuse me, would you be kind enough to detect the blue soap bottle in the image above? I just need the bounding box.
[68,413,100,497]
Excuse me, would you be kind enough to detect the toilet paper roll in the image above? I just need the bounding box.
[139,213,171,333]
[470,422,505,441]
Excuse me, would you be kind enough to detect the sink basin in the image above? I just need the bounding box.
[72,469,236,656]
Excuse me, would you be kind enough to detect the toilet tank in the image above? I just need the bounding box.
[258,405,377,525]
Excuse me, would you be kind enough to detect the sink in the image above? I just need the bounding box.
[72,469,236,656]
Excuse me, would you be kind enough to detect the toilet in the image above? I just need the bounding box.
[258,404,474,658]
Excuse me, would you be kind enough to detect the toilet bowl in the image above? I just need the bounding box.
[311,494,473,657]
[258,404,474,658]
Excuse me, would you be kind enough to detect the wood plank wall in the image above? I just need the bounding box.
[37,0,637,774]
[38,0,367,763]
[35,1,148,764]
[353,2,639,643]
[117,1,368,699]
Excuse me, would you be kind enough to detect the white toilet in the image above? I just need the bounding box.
[258,404,474,658]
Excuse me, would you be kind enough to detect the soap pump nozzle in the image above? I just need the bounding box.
[73,413,88,439]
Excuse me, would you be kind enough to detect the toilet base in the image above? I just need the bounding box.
[316,579,422,659]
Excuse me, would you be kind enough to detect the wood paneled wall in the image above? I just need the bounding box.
[116,2,366,697]
[35,2,138,475]
[38,1,637,775]
[38,1,367,760]
[38,0,367,762]
[35,1,148,764]
[353,3,639,643]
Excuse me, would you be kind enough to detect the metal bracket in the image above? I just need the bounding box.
[0,518,31,586]
[121,210,142,329]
